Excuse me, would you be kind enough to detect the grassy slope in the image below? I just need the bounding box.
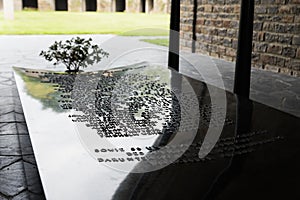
[0,11,170,35]
[140,38,169,46]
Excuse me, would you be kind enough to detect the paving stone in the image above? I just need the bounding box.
[0,87,14,97]
[0,135,21,156]
[28,191,45,200]
[0,123,18,135]
[0,112,15,123]
[22,155,36,165]
[0,108,25,123]
[0,193,7,200]
[14,113,25,123]
[0,97,14,107]
[18,135,34,155]
[0,161,27,197]
[0,105,17,115]
[0,72,13,79]
[16,123,29,135]
[0,156,21,170]
[11,191,30,200]
[23,162,44,195]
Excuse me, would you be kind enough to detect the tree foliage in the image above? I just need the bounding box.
[40,37,109,72]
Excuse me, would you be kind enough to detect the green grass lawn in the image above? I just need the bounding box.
[141,38,169,46]
[0,11,170,35]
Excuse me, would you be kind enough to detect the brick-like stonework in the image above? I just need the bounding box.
[180,0,300,77]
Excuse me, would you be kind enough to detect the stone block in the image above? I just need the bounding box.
[292,35,300,45]
[276,56,286,66]
[19,135,34,155]
[97,0,111,12]
[0,161,26,196]
[290,60,300,71]
[254,42,268,52]
[0,156,21,169]
[253,22,263,31]
[279,5,291,14]
[255,6,267,14]
[223,37,232,47]
[68,0,84,12]
[267,6,279,14]
[0,135,21,156]
[0,123,18,135]
[38,0,55,11]
[267,44,283,54]
[296,49,300,59]
[282,47,296,58]
[261,54,277,65]
[278,34,292,44]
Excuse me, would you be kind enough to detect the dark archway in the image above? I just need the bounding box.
[86,0,97,11]
[116,0,125,12]
[55,0,68,11]
[22,0,38,9]
[140,0,145,12]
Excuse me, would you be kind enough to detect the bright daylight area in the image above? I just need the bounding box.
[0,11,170,36]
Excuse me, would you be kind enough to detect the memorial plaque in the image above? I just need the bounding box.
[14,65,300,199]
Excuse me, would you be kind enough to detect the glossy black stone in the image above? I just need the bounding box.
[14,66,300,200]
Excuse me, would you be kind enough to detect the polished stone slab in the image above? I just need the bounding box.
[14,65,300,200]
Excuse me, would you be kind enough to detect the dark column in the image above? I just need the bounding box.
[192,0,198,53]
[168,0,180,71]
[233,0,255,97]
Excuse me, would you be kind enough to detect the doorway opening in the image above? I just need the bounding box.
[22,0,38,9]
[140,0,145,13]
[86,0,97,11]
[55,0,68,11]
[115,0,125,12]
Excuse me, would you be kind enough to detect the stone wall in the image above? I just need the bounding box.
[14,0,22,11]
[153,0,170,13]
[68,0,85,11]
[180,0,300,77]
[97,0,112,12]
[126,0,140,12]
[38,0,55,11]
[0,0,3,11]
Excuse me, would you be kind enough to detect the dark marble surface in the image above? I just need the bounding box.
[13,65,300,200]
[182,53,300,117]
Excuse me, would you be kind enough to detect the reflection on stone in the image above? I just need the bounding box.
[14,65,300,199]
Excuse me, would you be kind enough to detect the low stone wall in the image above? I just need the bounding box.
[180,0,300,77]
[153,0,170,13]
[97,0,112,12]
[38,0,55,11]
[68,0,85,11]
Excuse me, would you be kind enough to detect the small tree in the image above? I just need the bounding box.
[40,37,109,72]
